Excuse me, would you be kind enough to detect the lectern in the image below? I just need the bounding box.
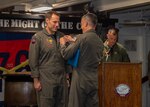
[98,62,142,107]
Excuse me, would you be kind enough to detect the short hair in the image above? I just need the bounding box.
[107,27,119,36]
[45,11,60,20]
[82,13,98,27]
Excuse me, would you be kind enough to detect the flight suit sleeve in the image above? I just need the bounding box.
[29,34,40,78]
[60,35,81,60]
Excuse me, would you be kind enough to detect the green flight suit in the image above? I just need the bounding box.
[29,28,68,107]
[60,29,104,107]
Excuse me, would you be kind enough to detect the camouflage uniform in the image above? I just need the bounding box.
[29,28,68,107]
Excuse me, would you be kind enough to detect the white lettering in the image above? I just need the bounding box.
[22,20,28,28]
[41,21,45,28]
[4,20,9,27]
[60,22,68,29]
[76,22,81,30]
[0,18,81,32]
[11,19,20,27]
[11,19,40,28]
[18,20,22,27]
[68,22,73,29]
[27,20,34,28]
[59,22,74,29]
[34,20,40,28]
[0,19,4,27]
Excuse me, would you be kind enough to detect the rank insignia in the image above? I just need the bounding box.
[48,39,53,44]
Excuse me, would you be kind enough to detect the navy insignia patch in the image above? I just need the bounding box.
[31,38,36,44]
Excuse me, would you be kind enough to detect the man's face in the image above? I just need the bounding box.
[107,31,117,47]
[46,14,60,33]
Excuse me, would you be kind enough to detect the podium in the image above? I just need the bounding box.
[98,62,142,107]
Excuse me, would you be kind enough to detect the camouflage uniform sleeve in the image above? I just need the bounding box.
[29,34,40,78]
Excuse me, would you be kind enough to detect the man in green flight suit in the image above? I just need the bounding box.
[60,13,104,107]
[29,11,68,107]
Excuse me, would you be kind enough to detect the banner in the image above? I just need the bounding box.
[0,14,82,34]
[0,40,30,69]
[0,32,32,73]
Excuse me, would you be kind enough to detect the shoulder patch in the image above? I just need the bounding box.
[31,38,36,44]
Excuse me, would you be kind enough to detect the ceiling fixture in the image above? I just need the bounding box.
[52,0,91,9]
[30,0,53,12]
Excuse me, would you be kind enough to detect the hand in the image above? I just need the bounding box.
[64,35,76,42]
[67,79,70,87]
[60,37,66,45]
[66,73,71,87]
[33,78,42,91]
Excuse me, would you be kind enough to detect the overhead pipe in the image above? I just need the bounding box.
[52,0,91,9]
